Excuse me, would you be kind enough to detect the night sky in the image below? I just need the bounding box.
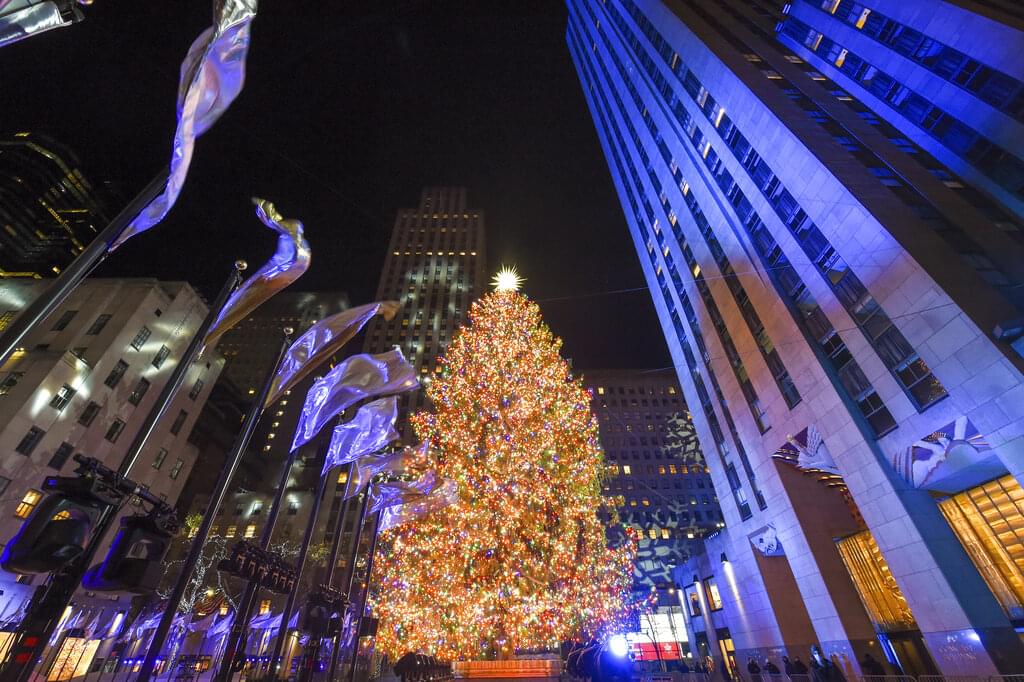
[7,0,670,369]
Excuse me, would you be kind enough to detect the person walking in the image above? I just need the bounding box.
[764,659,781,676]
[860,653,885,676]
[747,657,763,682]
[782,656,795,677]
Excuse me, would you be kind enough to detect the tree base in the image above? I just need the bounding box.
[453,659,562,679]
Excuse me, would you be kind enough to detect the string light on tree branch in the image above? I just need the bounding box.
[372,284,636,661]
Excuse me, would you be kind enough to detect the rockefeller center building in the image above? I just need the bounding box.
[568,0,1024,677]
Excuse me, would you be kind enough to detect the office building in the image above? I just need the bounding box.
[363,186,487,439]
[568,0,1024,676]
[0,278,223,629]
[584,368,719,664]
[0,132,114,278]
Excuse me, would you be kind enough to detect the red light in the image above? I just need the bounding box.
[22,637,38,647]
[14,653,31,664]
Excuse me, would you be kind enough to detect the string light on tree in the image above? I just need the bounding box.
[373,271,636,661]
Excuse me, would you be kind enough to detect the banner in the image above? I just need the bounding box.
[321,397,399,475]
[111,0,258,248]
[377,478,459,533]
[204,198,311,350]
[266,301,400,406]
[290,349,417,451]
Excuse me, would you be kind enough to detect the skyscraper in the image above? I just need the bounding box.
[584,368,718,664]
[0,132,113,278]
[363,187,487,439]
[568,0,1024,675]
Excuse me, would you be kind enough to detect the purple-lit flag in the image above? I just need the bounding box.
[377,478,459,533]
[266,301,401,407]
[344,441,431,499]
[321,396,399,476]
[203,198,311,350]
[368,469,443,514]
[290,349,417,452]
[111,0,257,249]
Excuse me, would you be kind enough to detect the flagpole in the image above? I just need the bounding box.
[0,258,241,682]
[327,489,370,682]
[266,446,333,679]
[345,511,383,682]
[297,468,353,682]
[135,328,293,682]
[0,170,169,366]
[213,432,310,682]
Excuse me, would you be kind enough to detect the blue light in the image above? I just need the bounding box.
[608,634,629,658]
[967,630,981,642]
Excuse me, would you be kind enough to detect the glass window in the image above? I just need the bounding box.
[128,378,151,406]
[79,401,101,426]
[48,442,74,470]
[245,524,257,538]
[14,490,42,519]
[130,326,152,350]
[49,384,76,411]
[170,410,188,435]
[104,419,126,443]
[86,314,112,335]
[704,577,724,610]
[104,360,129,388]
[152,345,171,369]
[51,310,77,332]
[0,372,23,396]
[153,448,168,470]
[15,427,45,456]
[170,458,184,480]
[188,379,204,401]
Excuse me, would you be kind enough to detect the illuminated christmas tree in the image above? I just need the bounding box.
[373,268,635,660]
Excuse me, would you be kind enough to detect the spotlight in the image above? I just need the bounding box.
[720,552,728,563]
[608,634,629,658]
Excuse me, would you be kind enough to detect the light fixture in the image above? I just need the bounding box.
[607,634,629,658]
[720,552,728,563]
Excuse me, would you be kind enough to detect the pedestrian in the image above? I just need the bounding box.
[765,659,781,676]
[747,656,762,682]
[860,653,885,676]
[679,658,691,674]
[782,656,795,676]
[792,657,809,675]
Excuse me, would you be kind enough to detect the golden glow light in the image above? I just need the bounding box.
[491,266,524,293]
[373,290,636,660]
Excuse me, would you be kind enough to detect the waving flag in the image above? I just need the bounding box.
[321,396,399,476]
[290,349,417,451]
[111,0,258,249]
[204,198,311,350]
[266,301,400,407]
[368,469,445,514]
[345,442,431,500]
[377,478,459,533]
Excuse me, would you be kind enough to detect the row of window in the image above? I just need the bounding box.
[582,5,772,515]
[568,13,760,520]
[618,0,948,419]
[808,0,1024,121]
[780,16,1024,199]
[610,463,708,477]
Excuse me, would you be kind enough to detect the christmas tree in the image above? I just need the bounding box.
[373,270,635,660]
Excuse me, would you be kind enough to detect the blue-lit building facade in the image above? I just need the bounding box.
[567,0,1024,677]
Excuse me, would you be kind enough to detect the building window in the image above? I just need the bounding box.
[0,310,17,331]
[170,410,188,435]
[51,310,77,331]
[104,360,129,388]
[226,525,237,538]
[130,326,152,350]
[15,427,45,456]
[49,384,76,411]
[169,458,184,480]
[14,490,42,519]
[105,419,126,443]
[48,442,74,470]
[337,470,348,486]
[152,345,171,369]
[259,599,271,615]
[245,524,257,539]
[623,465,632,475]
[687,587,702,616]
[79,401,101,426]
[153,448,168,470]
[0,372,23,396]
[128,378,151,406]
[188,379,204,400]
[287,502,299,515]
[86,314,112,335]
[703,577,723,611]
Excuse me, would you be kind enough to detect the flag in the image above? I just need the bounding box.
[111,0,258,249]
[321,397,399,476]
[368,469,444,514]
[203,198,311,350]
[291,349,417,451]
[266,301,401,407]
[344,441,431,499]
[377,478,459,533]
